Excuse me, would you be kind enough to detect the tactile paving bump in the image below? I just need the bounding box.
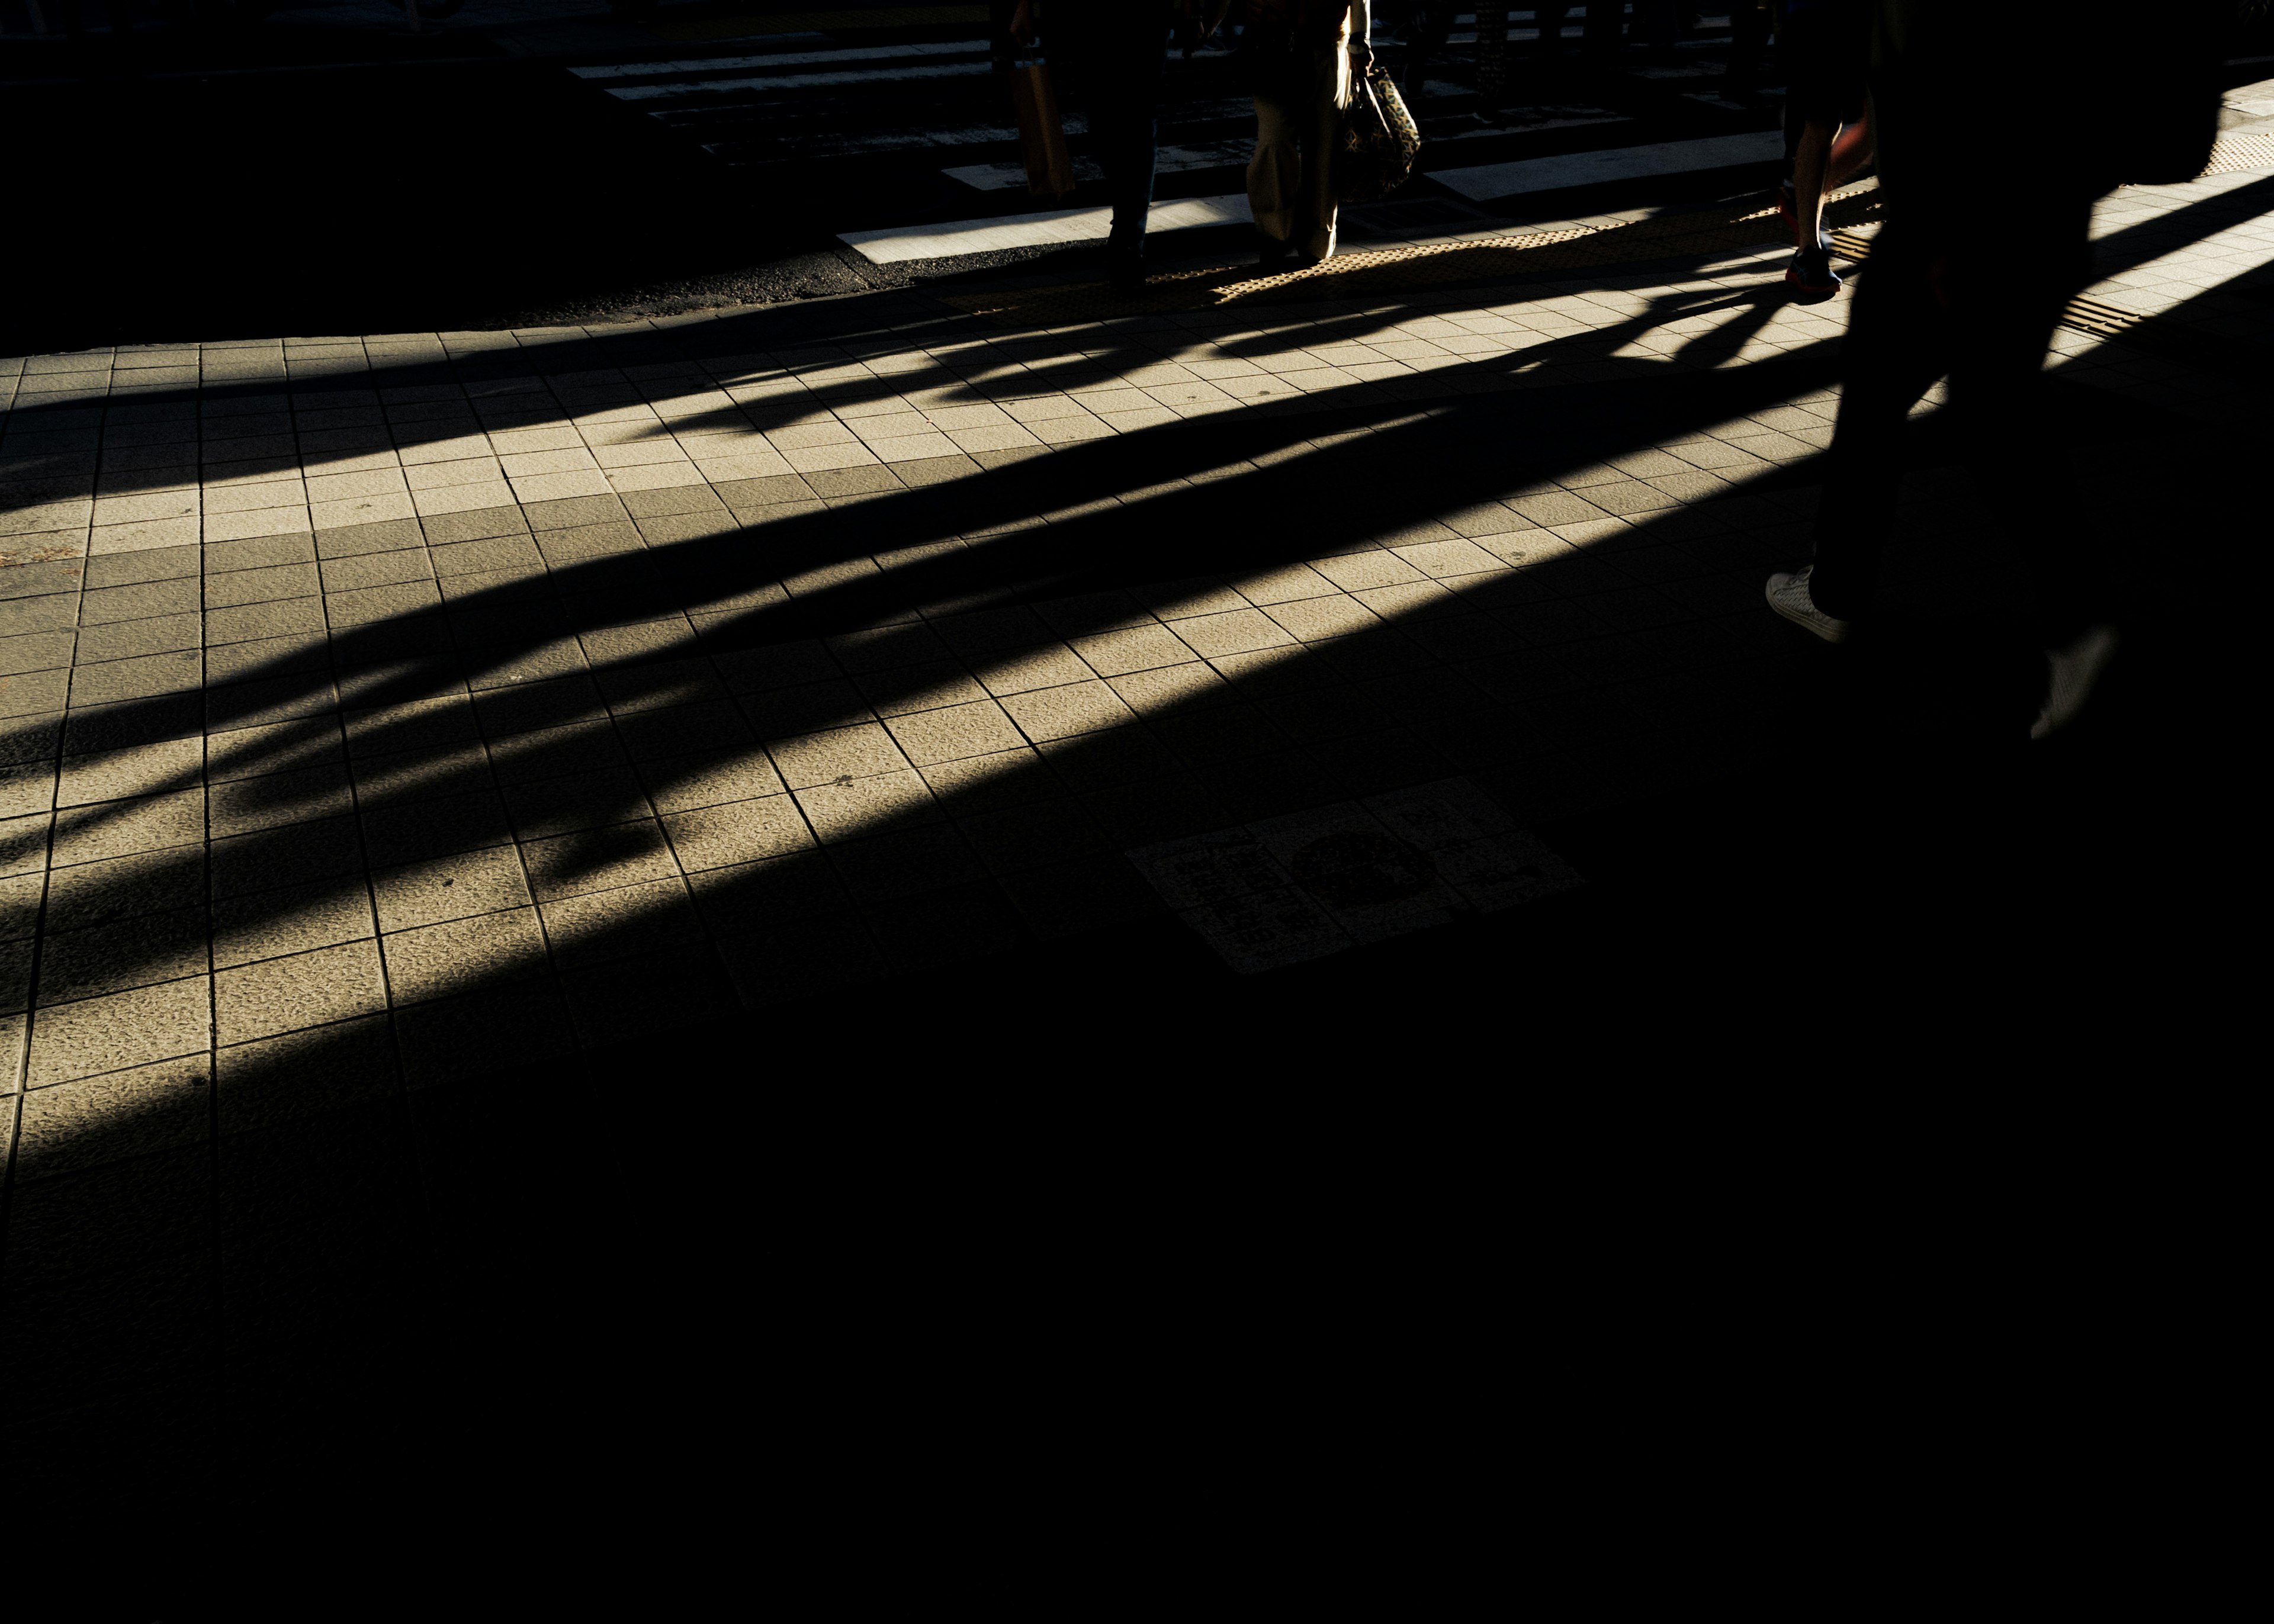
[942,185,1887,329]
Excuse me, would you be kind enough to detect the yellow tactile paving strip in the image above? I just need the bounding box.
[944,185,1889,328]
[949,124,2274,332]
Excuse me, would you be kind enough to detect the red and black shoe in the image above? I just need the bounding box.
[1784,243,1843,303]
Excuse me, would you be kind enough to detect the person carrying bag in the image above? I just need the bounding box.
[1223,0,1374,266]
[1337,59,1421,204]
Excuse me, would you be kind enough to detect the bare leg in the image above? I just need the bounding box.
[1826,114,1873,191]
[1793,115,1835,250]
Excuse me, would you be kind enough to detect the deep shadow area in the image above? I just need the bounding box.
[5,57,875,352]
[2,177,2261,1606]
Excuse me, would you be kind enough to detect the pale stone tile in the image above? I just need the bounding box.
[1234,564,1340,605]
[520,821,682,901]
[92,491,198,526]
[1069,624,1195,677]
[867,433,965,463]
[203,506,312,542]
[202,480,306,516]
[1167,607,1299,658]
[1311,550,1428,590]
[414,480,519,516]
[642,749,787,815]
[998,680,1133,743]
[91,517,202,554]
[1097,407,1180,433]
[946,423,1043,454]
[508,469,613,503]
[1029,414,1116,444]
[791,768,934,841]
[782,443,880,474]
[311,493,417,530]
[0,500,95,538]
[371,847,533,934]
[768,723,909,787]
[488,425,583,455]
[590,439,692,469]
[607,462,710,494]
[661,795,814,869]
[1263,593,1381,641]
[56,739,204,808]
[381,908,547,1004]
[50,789,205,867]
[303,468,410,503]
[883,700,1026,766]
[977,643,1091,696]
[500,448,602,478]
[693,450,798,482]
[405,456,506,490]
[26,977,211,1087]
[1107,662,1231,714]
[212,878,375,970]
[216,938,387,1044]
[1391,538,1511,578]
[765,420,860,451]
[397,433,495,465]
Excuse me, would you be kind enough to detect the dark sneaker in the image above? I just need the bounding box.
[1257,239,1295,270]
[1108,251,1148,295]
[1785,244,1843,303]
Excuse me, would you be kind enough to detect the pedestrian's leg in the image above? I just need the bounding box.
[1250,89,1303,259]
[1581,0,1621,59]
[1097,44,1163,279]
[1800,231,1948,623]
[1783,110,1851,301]
[1947,200,2112,652]
[1535,3,1566,62]
[1825,111,1872,191]
[1793,115,1836,249]
[1297,57,1344,261]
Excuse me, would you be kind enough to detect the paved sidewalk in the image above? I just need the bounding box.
[3,158,2269,1468]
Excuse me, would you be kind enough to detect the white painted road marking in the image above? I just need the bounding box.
[1435,130,1785,201]
[570,39,988,81]
[608,61,995,101]
[841,194,1252,263]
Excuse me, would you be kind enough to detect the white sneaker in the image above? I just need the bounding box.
[2031,624,2119,740]
[1765,566,1851,643]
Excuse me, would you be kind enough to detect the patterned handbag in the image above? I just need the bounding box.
[1337,66,1422,202]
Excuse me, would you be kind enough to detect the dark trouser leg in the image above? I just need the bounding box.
[1084,36,1165,256]
[1812,202,2110,643]
[1808,227,1947,620]
[1581,1,1624,59]
[1947,197,2109,647]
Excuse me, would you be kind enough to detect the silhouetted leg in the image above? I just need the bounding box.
[1065,17,1167,261]
[1947,197,2110,646]
[1250,82,1306,254]
[1807,227,1948,619]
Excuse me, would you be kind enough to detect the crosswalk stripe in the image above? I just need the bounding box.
[943,139,1256,191]
[841,195,1252,263]
[1435,130,1783,200]
[569,38,988,81]
[608,60,994,101]
[654,6,990,43]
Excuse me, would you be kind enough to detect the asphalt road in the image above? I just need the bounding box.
[9,9,2273,345]
[4,5,1818,349]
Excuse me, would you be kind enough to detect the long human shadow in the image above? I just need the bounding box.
[5,174,2265,1115]
[8,173,2266,1118]
[5,187,2269,1433]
